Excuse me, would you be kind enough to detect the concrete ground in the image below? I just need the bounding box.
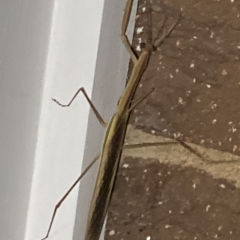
[106,0,240,239]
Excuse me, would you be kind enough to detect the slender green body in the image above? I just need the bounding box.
[84,49,151,240]
[84,0,180,238]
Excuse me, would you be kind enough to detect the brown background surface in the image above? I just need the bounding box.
[106,0,240,239]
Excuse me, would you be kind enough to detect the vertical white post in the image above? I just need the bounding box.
[0,0,137,239]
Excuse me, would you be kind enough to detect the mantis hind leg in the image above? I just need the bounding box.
[40,153,100,240]
[52,87,107,127]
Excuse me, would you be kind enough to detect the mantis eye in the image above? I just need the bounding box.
[140,42,146,49]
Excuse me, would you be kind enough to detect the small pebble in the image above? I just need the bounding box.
[136,45,141,51]
[178,97,184,104]
[206,205,211,212]
[151,129,156,134]
[221,69,228,75]
[173,132,181,138]
[233,145,238,152]
[136,27,144,34]
[210,102,217,109]
[109,230,115,236]
[231,126,237,133]
[212,119,217,124]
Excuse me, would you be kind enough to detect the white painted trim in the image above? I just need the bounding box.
[0,0,137,239]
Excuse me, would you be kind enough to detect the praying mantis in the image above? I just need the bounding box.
[40,0,180,239]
